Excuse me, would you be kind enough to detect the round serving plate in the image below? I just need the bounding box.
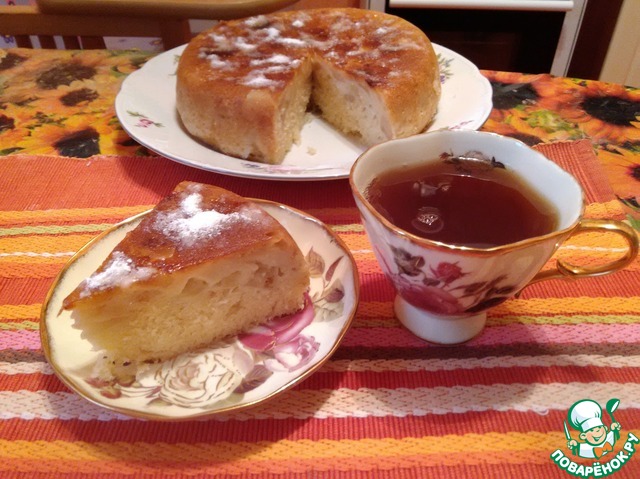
[41,200,359,420]
[115,43,492,181]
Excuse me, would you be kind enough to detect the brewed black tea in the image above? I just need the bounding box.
[365,154,559,248]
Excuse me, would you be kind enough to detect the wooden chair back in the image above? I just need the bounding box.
[0,0,303,50]
[0,5,191,50]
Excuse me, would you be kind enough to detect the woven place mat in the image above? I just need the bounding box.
[533,140,617,204]
[0,139,625,215]
[1,140,639,478]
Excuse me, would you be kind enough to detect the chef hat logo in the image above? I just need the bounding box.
[568,399,605,433]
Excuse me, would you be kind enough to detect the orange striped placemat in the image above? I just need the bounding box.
[0,142,639,478]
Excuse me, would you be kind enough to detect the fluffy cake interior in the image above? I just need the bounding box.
[245,59,314,163]
[312,59,391,146]
[175,8,441,165]
[62,182,310,364]
[70,235,308,363]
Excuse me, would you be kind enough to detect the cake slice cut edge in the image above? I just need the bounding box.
[62,182,311,364]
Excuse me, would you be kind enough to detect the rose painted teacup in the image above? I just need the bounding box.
[350,130,639,344]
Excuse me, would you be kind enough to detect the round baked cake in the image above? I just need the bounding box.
[176,8,441,164]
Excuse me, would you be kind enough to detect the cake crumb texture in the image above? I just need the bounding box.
[176,8,441,164]
[63,182,310,363]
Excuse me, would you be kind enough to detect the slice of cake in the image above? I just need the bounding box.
[62,182,310,363]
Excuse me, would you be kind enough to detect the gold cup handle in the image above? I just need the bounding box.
[528,219,639,286]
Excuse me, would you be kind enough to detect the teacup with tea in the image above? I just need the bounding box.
[350,130,638,344]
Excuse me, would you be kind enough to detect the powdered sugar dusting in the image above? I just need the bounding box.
[81,251,156,297]
[194,10,428,91]
[244,15,269,28]
[241,73,283,89]
[154,188,255,246]
[202,53,231,70]
[181,191,202,216]
[250,54,294,66]
[276,37,306,48]
[79,186,266,295]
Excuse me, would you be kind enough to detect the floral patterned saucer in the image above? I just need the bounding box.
[40,200,359,420]
[115,44,492,181]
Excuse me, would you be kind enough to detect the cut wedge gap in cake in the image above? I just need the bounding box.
[175,8,441,165]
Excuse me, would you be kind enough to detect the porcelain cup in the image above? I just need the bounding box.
[350,130,639,344]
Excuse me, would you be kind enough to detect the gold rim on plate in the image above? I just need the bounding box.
[40,199,360,420]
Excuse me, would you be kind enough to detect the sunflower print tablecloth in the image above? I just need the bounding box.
[481,71,640,224]
[0,48,149,158]
[0,49,638,222]
[1,47,640,478]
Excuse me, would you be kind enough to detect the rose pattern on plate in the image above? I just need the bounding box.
[305,247,346,322]
[387,245,517,315]
[237,293,318,392]
[438,53,454,84]
[83,246,346,409]
[128,110,163,128]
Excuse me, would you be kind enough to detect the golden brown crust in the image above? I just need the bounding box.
[61,182,311,363]
[176,8,440,164]
[63,182,294,308]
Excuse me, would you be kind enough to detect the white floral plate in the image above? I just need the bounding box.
[41,200,359,420]
[115,44,492,181]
